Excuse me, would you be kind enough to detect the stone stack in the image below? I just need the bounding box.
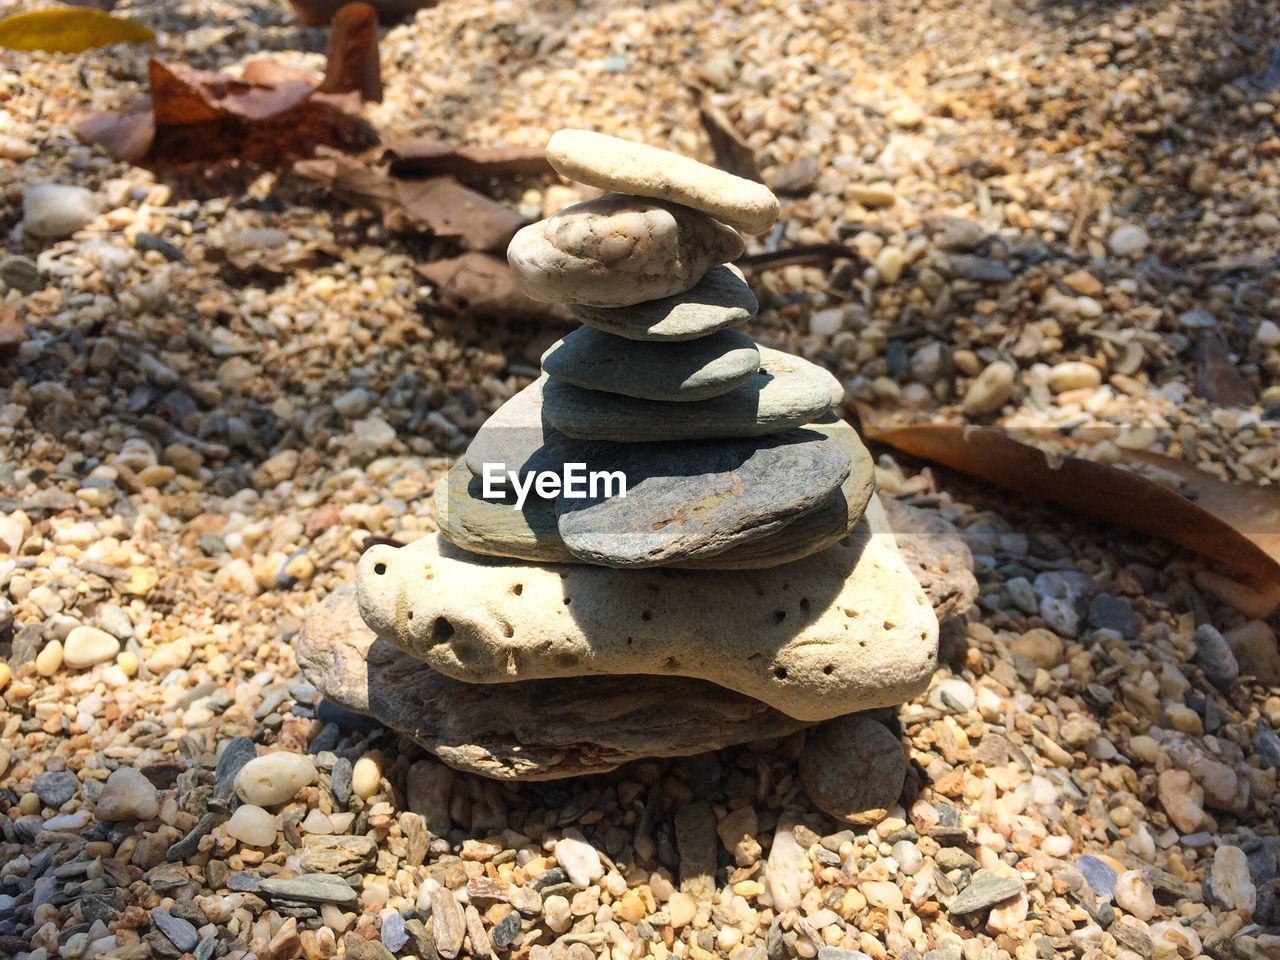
[298,131,953,783]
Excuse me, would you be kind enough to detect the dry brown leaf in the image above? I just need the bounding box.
[287,0,437,26]
[417,253,572,322]
[690,85,763,183]
[295,152,524,252]
[75,57,377,168]
[318,2,382,103]
[384,138,554,181]
[858,408,1280,607]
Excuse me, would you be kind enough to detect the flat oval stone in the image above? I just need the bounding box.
[542,347,840,441]
[569,265,758,341]
[506,194,743,307]
[546,130,780,235]
[438,417,874,571]
[554,430,850,567]
[542,327,759,402]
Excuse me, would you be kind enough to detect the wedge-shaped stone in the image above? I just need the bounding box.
[441,416,874,570]
[463,377,567,484]
[357,523,938,723]
[542,327,760,402]
[543,348,842,442]
[507,194,743,307]
[546,129,780,235]
[296,587,809,780]
[554,430,850,567]
[569,265,758,342]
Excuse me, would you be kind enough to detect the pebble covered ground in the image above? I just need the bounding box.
[2,1,1279,960]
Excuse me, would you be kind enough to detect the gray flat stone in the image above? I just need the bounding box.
[150,909,198,953]
[542,326,759,402]
[463,377,571,483]
[946,870,1025,915]
[568,265,759,341]
[259,874,358,906]
[439,416,875,570]
[543,347,841,442]
[554,430,850,567]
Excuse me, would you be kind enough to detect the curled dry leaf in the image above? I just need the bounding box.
[75,55,377,168]
[294,151,524,252]
[417,253,572,323]
[690,85,763,183]
[0,7,153,53]
[287,0,437,26]
[858,407,1280,611]
[318,2,382,103]
[384,139,554,181]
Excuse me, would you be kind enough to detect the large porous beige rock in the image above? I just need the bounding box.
[546,129,780,235]
[439,414,875,571]
[357,524,938,723]
[296,587,809,780]
[507,194,743,307]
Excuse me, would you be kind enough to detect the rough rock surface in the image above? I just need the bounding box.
[554,430,851,567]
[546,129,781,234]
[799,715,907,825]
[507,194,743,307]
[295,587,810,780]
[543,347,842,442]
[356,526,938,722]
[462,377,566,483]
[569,265,758,341]
[443,416,875,570]
[541,326,760,402]
[878,499,979,621]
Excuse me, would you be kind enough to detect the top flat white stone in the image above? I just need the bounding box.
[546,129,781,235]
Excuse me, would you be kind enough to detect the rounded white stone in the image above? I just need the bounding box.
[235,753,317,806]
[226,804,278,846]
[555,836,604,888]
[63,626,120,670]
[95,767,159,822]
[546,129,779,234]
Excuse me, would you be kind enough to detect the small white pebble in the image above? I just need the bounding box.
[226,805,277,846]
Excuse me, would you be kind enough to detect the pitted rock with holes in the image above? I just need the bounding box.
[355,516,938,723]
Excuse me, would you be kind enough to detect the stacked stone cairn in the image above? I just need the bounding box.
[298,131,943,798]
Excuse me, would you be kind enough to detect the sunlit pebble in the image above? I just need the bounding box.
[302,809,334,834]
[226,805,277,847]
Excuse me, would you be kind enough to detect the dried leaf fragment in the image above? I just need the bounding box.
[294,152,524,252]
[75,58,377,168]
[417,253,572,322]
[384,139,554,181]
[0,7,154,53]
[318,2,382,103]
[858,409,1280,608]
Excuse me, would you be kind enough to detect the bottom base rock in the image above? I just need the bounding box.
[296,587,810,780]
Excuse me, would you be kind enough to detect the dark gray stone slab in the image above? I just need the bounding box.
[440,417,877,571]
[568,264,758,341]
[259,874,358,905]
[542,347,840,442]
[554,430,849,567]
[542,326,759,402]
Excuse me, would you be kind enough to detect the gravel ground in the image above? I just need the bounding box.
[1,1,1279,959]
